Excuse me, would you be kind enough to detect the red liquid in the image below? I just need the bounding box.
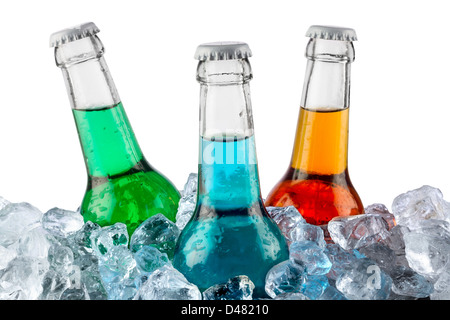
[265,167,364,226]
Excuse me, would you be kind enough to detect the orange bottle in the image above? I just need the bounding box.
[265,25,364,227]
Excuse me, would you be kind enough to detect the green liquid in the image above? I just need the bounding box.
[73,102,180,236]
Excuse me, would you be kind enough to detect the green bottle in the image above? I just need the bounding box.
[50,22,180,236]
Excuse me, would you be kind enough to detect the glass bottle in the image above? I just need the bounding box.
[172,42,289,298]
[50,22,180,236]
[265,26,364,227]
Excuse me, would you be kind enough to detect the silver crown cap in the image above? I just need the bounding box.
[49,22,100,48]
[306,25,357,41]
[195,42,252,61]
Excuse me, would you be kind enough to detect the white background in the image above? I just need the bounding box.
[0,0,449,214]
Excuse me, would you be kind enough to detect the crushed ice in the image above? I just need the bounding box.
[0,176,449,300]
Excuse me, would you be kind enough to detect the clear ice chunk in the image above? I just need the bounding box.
[17,227,54,260]
[181,173,198,197]
[335,257,393,300]
[59,287,88,300]
[48,244,75,275]
[129,213,180,259]
[430,269,450,300]
[97,246,139,301]
[88,223,139,299]
[324,243,361,280]
[317,284,348,300]
[0,245,17,270]
[365,203,391,214]
[289,223,326,248]
[133,264,201,300]
[264,260,306,298]
[134,246,170,274]
[0,256,48,300]
[266,206,306,245]
[388,265,433,298]
[78,255,107,300]
[202,275,255,300]
[175,173,198,230]
[104,277,138,300]
[0,202,42,247]
[41,207,84,238]
[39,269,72,300]
[392,185,450,230]
[403,231,450,279]
[0,196,10,211]
[327,212,396,250]
[358,243,397,271]
[66,221,101,258]
[90,223,129,259]
[98,246,136,279]
[300,274,329,300]
[289,240,332,275]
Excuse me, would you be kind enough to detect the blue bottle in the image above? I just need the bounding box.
[173,42,289,298]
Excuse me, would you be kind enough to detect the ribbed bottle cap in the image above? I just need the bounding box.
[306,25,357,41]
[195,42,252,61]
[49,22,100,47]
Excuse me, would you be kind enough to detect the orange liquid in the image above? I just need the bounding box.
[265,107,363,226]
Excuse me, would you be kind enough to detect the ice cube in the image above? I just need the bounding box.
[317,284,348,300]
[59,287,89,300]
[129,213,180,259]
[0,257,48,300]
[134,246,170,274]
[181,173,198,197]
[324,243,361,280]
[0,245,17,270]
[335,258,392,300]
[176,173,198,230]
[289,223,326,248]
[203,275,255,300]
[327,212,395,250]
[48,244,75,275]
[403,231,450,279]
[90,223,129,259]
[41,207,84,238]
[430,269,450,300]
[358,243,396,271]
[300,274,329,300]
[176,194,196,231]
[289,240,332,275]
[392,185,450,229]
[0,202,42,247]
[0,196,10,210]
[266,206,306,244]
[39,269,72,300]
[66,221,101,258]
[133,264,201,300]
[102,276,138,300]
[264,260,306,298]
[77,255,107,300]
[388,265,433,298]
[39,241,86,300]
[365,203,391,215]
[17,227,53,260]
[98,246,136,279]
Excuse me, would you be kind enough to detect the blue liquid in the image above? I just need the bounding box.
[173,136,289,298]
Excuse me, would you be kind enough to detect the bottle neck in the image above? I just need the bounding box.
[196,59,262,209]
[56,36,144,177]
[291,38,353,176]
